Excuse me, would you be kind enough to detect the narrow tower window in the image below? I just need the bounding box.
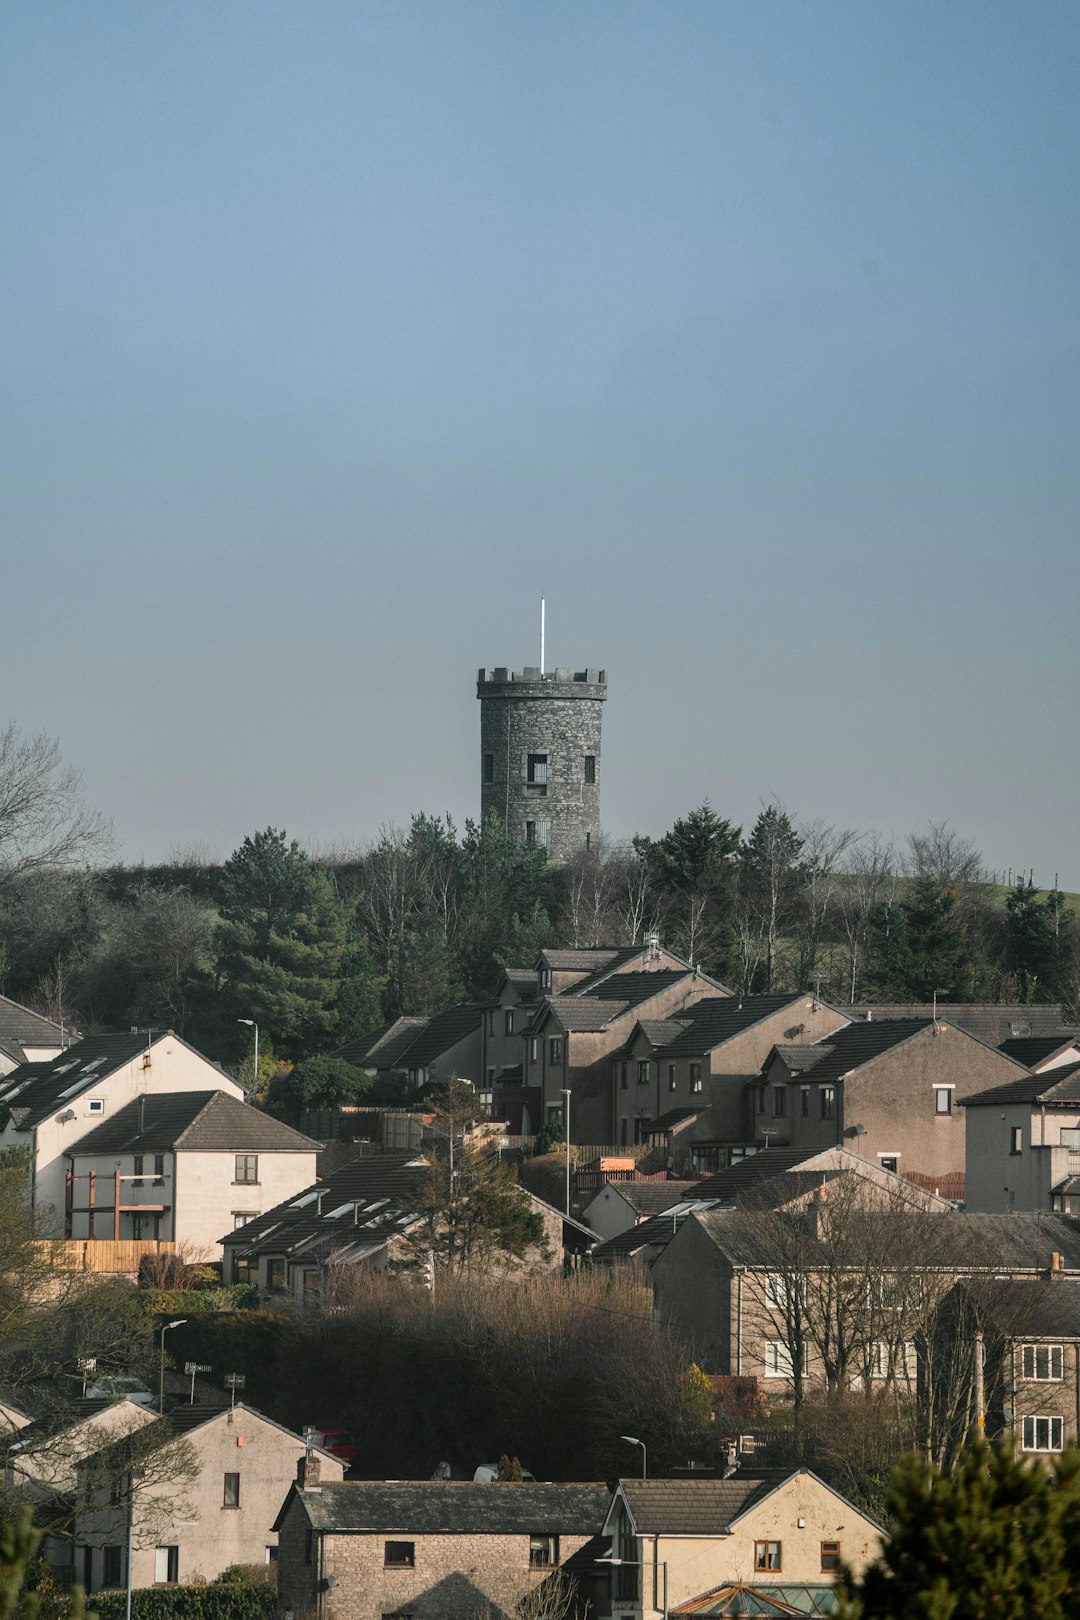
[527,753,548,785]
[483,753,494,783]
[584,755,596,783]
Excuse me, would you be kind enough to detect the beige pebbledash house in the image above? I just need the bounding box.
[274,1475,611,1620]
[63,1090,318,1256]
[73,1403,344,1593]
[603,1473,884,1619]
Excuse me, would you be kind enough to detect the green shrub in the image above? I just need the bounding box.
[141,1287,259,1316]
[92,1582,276,1620]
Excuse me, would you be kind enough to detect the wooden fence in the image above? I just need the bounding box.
[33,1239,175,1274]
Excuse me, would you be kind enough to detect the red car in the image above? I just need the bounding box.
[312,1426,359,1467]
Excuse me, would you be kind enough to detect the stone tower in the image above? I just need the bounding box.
[477,664,607,863]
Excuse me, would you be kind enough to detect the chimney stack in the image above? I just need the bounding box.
[297,1452,321,1489]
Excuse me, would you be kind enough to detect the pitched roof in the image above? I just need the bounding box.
[333,1019,427,1068]
[220,1150,430,1255]
[765,1020,945,1086]
[64,1091,317,1156]
[540,948,627,973]
[769,1045,830,1075]
[0,1034,164,1131]
[397,1005,484,1067]
[692,1150,820,1201]
[963,1062,1080,1109]
[616,1475,778,1535]
[288,1481,610,1535]
[0,994,67,1057]
[689,1209,1080,1272]
[997,1035,1080,1070]
[605,1181,701,1216]
[543,973,697,1034]
[970,1279,1080,1339]
[848,1004,1069,1043]
[656,996,811,1060]
[590,1200,722,1263]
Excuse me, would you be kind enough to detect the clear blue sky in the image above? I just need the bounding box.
[2,2,1078,883]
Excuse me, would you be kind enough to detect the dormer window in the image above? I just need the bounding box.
[540,968,552,991]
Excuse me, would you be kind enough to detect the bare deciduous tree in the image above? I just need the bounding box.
[0,724,112,876]
[835,835,897,1004]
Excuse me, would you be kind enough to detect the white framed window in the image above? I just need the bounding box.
[668,1064,676,1092]
[154,1546,178,1584]
[1022,1345,1063,1381]
[637,1060,650,1087]
[527,753,548,785]
[878,1154,899,1173]
[1010,1126,1023,1155]
[1022,1415,1063,1452]
[764,1340,807,1378]
[934,1087,953,1115]
[871,1341,918,1380]
[88,1098,105,1115]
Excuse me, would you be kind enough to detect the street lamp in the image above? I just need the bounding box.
[621,1434,647,1479]
[237,1019,259,1092]
[158,1319,187,1414]
[562,1088,572,1216]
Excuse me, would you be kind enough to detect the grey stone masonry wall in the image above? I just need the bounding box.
[478,666,606,865]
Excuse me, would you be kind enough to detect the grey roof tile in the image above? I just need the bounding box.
[619,1476,777,1535]
[963,1062,1080,1108]
[657,996,808,1059]
[294,1481,610,1535]
[65,1091,317,1156]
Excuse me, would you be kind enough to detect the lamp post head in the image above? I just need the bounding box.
[237,1018,255,1027]
[166,1318,187,1329]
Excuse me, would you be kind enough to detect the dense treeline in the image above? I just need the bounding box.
[1,800,1077,1089]
[166,1270,714,1483]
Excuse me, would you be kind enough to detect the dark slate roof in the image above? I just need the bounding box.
[333,1019,424,1067]
[963,1062,1080,1109]
[606,1181,701,1216]
[657,996,808,1060]
[397,1005,484,1067]
[998,1036,1080,1069]
[848,1004,1069,1043]
[692,1150,821,1201]
[220,1150,430,1255]
[0,994,66,1056]
[765,1021,940,1086]
[292,1481,610,1535]
[573,970,688,1003]
[770,1045,831,1075]
[544,974,698,1034]
[64,1092,317,1157]
[541,948,626,973]
[591,1199,721,1263]
[4,1398,125,1449]
[648,1108,707,1132]
[972,1279,1080,1339]
[0,1034,159,1131]
[618,1476,778,1535]
[636,1019,692,1047]
[690,1209,1080,1273]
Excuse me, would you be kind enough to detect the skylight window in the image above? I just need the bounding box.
[289,1191,319,1208]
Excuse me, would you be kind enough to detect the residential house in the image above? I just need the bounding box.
[0,1033,244,1228]
[0,994,71,1076]
[274,1474,611,1620]
[74,1403,344,1593]
[650,1203,1080,1386]
[63,1091,318,1255]
[220,1150,589,1303]
[4,1397,155,1507]
[617,995,850,1176]
[335,1009,486,1095]
[524,958,731,1145]
[848,1004,1072,1044]
[962,1064,1080,1214]
[581,1180,700,1244]
[943,1277,1080,1460]
[997,1034,1080,1071]
[602,1472,883,1620]
[752,1019,1029,1188]
[589,1148,947,1273]
[479,968,541,1134]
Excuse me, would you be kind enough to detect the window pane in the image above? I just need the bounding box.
[224,1472,240,1507]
